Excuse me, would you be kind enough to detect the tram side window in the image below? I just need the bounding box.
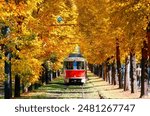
[77,61,84,69]
[65,61,73,69]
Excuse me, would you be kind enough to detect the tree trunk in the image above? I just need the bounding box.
[91,64,94,73]
[140,40,149,98]
[22,82,29,93]
[96,65,99,76]
[53,71,56,78]
[108,64,111,84]
[41,74,45,84]
[116,38,123,88]
[106,64,108,82]
[104,62,107,81]
[45,71,49,84]
[111,60,116,85]
[99,65,102,78]
[102,63,104,80]
[88,64,92,72]
[97,65,100,77]
[146,22,150,86]
[41,64,46,84]
[47,70,51,82]
[14,74,20,97]
[58,70,60,76]
[28,85,33,92]
[56,70,58,77]
[124,56,130,91]
[147,22,150,61]
[94,65,96,75]
[50,70,53,79]
[50,70,53,81]
[4,52,12,99]
[130,51,137,93]
[22,83,25,93]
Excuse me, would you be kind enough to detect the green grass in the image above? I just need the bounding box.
[0,96,3,99]
[20,94,53,99]
[0,74,94,99]
[37,77,65,90]
[18,74,95,99]
[19,76,65,99]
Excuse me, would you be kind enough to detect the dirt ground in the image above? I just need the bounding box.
[88,71,150,99]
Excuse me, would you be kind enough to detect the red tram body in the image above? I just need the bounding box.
[63,54,87,84]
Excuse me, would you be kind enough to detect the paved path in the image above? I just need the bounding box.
[88,72,150,99]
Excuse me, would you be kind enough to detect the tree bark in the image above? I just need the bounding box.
[102,63,104,80]
[111,60,116,85]
[103,62,107,81]
[58,70,60,77]
[96,65,99,76]
[50,70,53,81]
[99,65,102,78]
[147,22,150,61]
[41,63,46,84]
[45,70,49,84]
[140,40,149,98]
[130,51,137,93]
[91,64,94,73]
[146,22,150,85]
[4,52,12,99]
[108,64,111,84]
[124,56,130,91]
[116,38,123,88]
[14,74,20,97]
[22,83,25,93]
[53,71,56,78]
[106,65,108,82]
[28,85,33,92]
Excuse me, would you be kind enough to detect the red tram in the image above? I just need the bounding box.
[63,53,87,84]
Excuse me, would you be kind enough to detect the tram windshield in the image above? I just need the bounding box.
[64,61,85,70]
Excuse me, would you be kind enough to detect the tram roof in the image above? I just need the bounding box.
[64,57,86,61]
[69,53,83,57]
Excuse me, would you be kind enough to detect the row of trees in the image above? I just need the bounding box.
[75,0,150,98]
[0,0,79,98]
[0,0,149,98]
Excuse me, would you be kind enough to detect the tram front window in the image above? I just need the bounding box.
[77,61,84,69]
[64,61,85,70]
[65,61,73,69]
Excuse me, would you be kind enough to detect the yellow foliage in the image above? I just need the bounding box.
[1,0,149,86]
[0,59,4,81]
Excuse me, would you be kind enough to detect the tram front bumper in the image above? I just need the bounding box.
[64,77,86,84]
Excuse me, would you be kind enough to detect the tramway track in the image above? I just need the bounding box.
[57,82,86,99]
